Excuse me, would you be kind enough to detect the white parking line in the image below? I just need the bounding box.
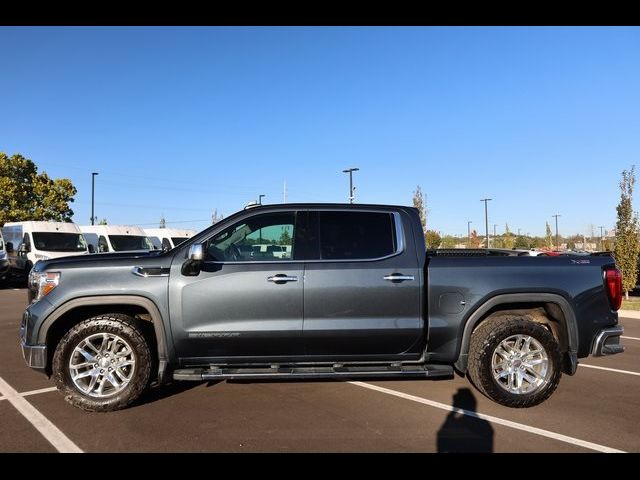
[621,335,640,341]
[350,381,625,453]
[0,376,82,453]
[0,386,58,402]
[579,364,640,377]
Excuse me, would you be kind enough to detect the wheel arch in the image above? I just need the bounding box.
[454,293,578,375]
[39,295,171,383]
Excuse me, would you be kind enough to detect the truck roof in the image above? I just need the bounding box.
[243,203,414,211]
[79,225,147,236]
[2,221,82,233]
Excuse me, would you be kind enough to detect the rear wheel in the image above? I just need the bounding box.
[467,316,561,408]
[52,314,152,412]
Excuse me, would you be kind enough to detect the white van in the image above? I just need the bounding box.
[0,230,9,286]
[143,228,197,250]
[80,225,153,253]
[1,221,89,277]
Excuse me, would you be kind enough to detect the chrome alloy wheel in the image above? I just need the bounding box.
[491,334,549,395]
[68,333,136,398]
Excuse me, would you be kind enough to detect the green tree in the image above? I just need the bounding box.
[545,222,553,248]
[502,223,515,249]
[515,235,529,249]
[0,153,76,225]
[425,230,441,249]
[98,218,108,225]
[614,166,640,299]
[440,235,457,248]
[412,185,427,233]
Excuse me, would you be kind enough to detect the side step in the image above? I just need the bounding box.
[173,364,454,381]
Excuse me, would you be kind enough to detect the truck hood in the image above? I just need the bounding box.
[32,250,169,272]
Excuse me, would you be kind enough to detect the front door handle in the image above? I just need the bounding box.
[267,274,298,284]
[384,274,415,282]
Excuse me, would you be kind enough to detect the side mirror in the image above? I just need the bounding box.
[88,244,95,253]
[182,243,204,276]
[6,242,14,253]
[189,244,204,261]
[19,243,30,254]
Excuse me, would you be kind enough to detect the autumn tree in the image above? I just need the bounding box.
[0,153,77,225]
[425,230,441,249]
[412,185,427,233]
[440,235,457,248]
[469,229,481,248]
[614,166,640,299]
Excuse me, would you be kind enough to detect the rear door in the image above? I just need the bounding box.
[302,209,423,358]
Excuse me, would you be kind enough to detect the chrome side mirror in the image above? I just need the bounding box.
[188,244,204,261]
[183,243,204,277]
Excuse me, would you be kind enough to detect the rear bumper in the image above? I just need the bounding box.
[591,325,624,356]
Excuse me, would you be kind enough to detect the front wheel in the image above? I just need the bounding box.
[467,316,561,408]
[52,314,152,412]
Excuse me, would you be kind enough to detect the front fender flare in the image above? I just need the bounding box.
[38,295,172,384]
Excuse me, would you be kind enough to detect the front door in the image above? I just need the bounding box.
[169,210,304,363]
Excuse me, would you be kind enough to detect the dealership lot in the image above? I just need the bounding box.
[1,288,639,453]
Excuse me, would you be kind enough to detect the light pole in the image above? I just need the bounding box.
[342,167,359,203]
[480,198,492,249]
[467,221,472,246]
[552,214,561,250]
[258,194,266,205]
[599,225,605,250]
[91,172,99,225]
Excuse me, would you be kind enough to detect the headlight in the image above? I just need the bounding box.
[29,271,60,302]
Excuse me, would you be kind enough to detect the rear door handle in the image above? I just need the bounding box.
[384,274,415,282]
[267,274,298,284]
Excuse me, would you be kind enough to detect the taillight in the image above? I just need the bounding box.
[604,268,623,311]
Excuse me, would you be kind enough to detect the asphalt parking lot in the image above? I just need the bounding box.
[1,288,639,453]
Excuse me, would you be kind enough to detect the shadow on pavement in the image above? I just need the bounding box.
[134,380,221,407]
[436,388,494,453]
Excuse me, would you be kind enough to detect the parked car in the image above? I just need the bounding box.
[21,203,623,412]
[80,225,153,253]
[1,221,89,280]
[0,230,9,287]
[143,228,197,251]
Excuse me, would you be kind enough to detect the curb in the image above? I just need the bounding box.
[618,309,640,319]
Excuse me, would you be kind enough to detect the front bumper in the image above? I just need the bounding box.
[20,309,47,370]
[21,341,47,369]
[591,325,624,356]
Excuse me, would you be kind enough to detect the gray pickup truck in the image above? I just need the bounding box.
[20,203,624,412]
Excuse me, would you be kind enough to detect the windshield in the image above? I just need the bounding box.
[109,235,153,251]
[32,232,87,252]
[171,237,189,247]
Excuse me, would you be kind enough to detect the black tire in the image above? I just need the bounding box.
[52,313,152,412]
[467,315,561,408]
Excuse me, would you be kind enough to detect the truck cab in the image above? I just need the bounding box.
[80,225,153,253]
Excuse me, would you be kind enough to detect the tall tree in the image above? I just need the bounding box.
[98,218,108,225]
[159,216,166,228]
[425,230,441,249]
[469,229,481,248]
[545,222,553,248]
[614,166,640,299]
[502,223,515,249]
[412,185,427,233]
[0,153,77,225]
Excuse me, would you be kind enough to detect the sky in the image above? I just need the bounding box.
[1,26,639,237]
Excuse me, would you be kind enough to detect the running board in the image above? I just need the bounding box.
[172,364,454,381]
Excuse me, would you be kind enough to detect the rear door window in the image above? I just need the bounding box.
[318,211,397,260]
